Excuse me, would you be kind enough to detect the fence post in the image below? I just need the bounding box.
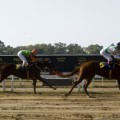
[2,80,6,91]
[11,75,14,92]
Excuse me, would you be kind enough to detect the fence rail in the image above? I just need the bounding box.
[1,73,118,92]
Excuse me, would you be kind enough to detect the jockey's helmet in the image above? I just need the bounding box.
[117,42,120,46]
[32,49,37,54]
[116,42,120,50]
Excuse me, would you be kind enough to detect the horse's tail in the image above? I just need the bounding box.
[54,67,80,78]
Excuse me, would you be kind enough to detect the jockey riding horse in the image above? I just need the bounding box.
[0,59,56,94]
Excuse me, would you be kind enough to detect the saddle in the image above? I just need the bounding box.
[100,60,120,79]
[100,62,114,69]
[100,59,120,69]
[16,64,28,71]
[16,61,36,71]
[100,62,108,68]
[16,64,29,79]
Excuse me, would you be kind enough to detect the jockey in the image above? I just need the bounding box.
[17,49,38,70]
[100,42,120,68]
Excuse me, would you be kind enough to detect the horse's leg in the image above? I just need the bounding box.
[116,79,120,90]
[65,73,84,97]
[83,78,94,98]
[65,81,79,97]
[37,76,56,90]
[32,79,37,94]
[0,72,9,82]
[0,72,10,91]
[77,79,85,92]
[72,74,84,92]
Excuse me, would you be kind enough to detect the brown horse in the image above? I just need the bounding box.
[0,60,56,94]
[55,60,120,97]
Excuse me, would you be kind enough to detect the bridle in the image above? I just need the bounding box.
[28,61,43,71]
[28,61,52,71]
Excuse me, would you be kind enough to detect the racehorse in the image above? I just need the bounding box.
[0,60,56,94]
[55,60,120,97]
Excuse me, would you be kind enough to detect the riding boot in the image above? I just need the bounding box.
[22,66,25,71]
[26,65,29,71]
[108,61,114,70]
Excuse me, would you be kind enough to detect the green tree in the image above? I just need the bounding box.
[5,45,14,55]
[84,44,103,54]
[0,40,6,54]
[67,44,86,54]
[45,43,55,54]
[54,42,67,54]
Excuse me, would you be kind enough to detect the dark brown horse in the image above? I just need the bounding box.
[55,60,120,97]
[0,60,56,94]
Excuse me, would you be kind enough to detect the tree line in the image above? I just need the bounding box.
[0,40,103,55]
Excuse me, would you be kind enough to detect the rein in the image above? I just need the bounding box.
[28,62,44,71]
[29,62,37,67]
[28,60,54,72]
[35,64,42,71]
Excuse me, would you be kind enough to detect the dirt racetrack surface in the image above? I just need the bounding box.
[0,81,120,120]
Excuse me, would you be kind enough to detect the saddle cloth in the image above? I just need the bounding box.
[16,64,22,70]
[16,64,28,71]
[100,62,108,68]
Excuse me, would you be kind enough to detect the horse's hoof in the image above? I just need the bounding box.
[61,94,67,99]
[87,96,95,98]
[53,88,57,90]
[65,93,68,97]
[61,94,67,98]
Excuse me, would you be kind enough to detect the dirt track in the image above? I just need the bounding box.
[0,81,120,120]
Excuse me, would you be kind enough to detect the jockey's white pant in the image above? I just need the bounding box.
[17,51,28,66]
[100,49,120,62]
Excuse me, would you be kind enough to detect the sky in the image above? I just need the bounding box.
[0,0,120,48]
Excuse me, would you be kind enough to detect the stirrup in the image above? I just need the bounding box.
[25,66,29,71]
[108,66,113,70]
[21,66,25,70]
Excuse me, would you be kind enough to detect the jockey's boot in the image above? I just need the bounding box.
[108,61,115,70]
[21,66,26,71]
[26,65,29,71]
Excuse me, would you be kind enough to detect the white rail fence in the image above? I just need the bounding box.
[2,75,22,92]
[1,74,118,92]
